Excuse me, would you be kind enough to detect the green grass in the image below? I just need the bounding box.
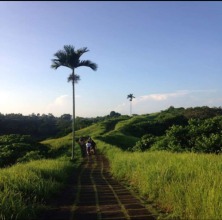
[42,134,72,150]
[2,112,222,219]
[97,139,222,219]
[40,115,222,219]
[0,157,80,219]
[0,133,82,220]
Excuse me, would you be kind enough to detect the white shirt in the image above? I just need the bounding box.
[86,142,91,148]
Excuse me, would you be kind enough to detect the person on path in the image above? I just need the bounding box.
[88,137,96,155]
[78,137,86,157]
[86,140,92,156]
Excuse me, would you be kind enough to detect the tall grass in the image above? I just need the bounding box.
[97,140,222,219]
[0,157,80,219]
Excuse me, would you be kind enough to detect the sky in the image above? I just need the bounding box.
[1,1,222,118]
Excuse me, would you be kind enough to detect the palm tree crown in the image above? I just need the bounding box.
[51,45,98,83]
[51,45,98,160]
[127,93,135,102]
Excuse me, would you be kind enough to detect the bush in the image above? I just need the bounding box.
[148,116,222,153]
[0,134,50,167]
[132,134,156,152]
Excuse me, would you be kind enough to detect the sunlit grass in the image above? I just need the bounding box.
[97,140,222,219]
[41,134,72,149]
[2,112,222,219]
[0,132,83,220]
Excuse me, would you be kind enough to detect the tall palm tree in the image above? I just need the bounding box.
[127,93,135,116]
[51,45,98,160]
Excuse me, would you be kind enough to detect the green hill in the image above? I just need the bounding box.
[73,106,222,153]
[39,105,222,157]
[2,106,222,219]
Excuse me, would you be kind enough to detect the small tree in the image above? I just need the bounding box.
[127,94,135,116]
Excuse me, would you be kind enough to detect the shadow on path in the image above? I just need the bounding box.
[39,153,157,220]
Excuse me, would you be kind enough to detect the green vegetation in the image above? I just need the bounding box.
[130,107,222,154]
[75,106,222,219]
[0,112,123,141]
[0,157,81,220]
[0,132,82,219]
[0,113,72,140]
[0,134,49,167]
[1,106,222,219]
[97,140,222,220]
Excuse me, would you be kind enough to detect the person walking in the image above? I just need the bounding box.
[88,137,96,155]
[86,140,92,156]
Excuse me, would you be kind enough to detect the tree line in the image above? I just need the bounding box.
[0,113,71,140]
[0,111,122,168]
[0,111,122,141]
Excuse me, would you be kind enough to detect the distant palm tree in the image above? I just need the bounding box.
[51,45,98,160]
[127,94,135,116]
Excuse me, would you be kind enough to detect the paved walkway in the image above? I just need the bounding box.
[39,153,157,220]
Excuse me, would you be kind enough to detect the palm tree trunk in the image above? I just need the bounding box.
[71,70,75,160]
[130,101,132,116]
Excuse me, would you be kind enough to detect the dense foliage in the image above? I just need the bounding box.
[0,134,50,167]
[0,113,71,140]
[132,106,222,153]
[0,111,123,141]
[0,133,74,168]
[1,106,222,169]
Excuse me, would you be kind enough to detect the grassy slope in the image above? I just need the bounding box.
[0,157,81,220]
[2,109,222,219]
[84,115,154,150]
[70,114,222,220]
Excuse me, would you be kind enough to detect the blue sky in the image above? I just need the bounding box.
[1,1,222,117]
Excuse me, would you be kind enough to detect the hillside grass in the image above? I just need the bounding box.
[0,157,81,220]
[97,139,222,219]
[2,110,222,219]
[40,114,222,219]
[0,134,82,220]
[73,115,222,219]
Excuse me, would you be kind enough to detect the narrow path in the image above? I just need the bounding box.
[39,153,157,220]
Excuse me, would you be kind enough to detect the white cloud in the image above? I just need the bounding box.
[114,102,126,111]
[45,95,72,116]
[135,90,190,104]
[114,90,221,116]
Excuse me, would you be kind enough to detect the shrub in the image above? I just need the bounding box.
[132,134,156,152]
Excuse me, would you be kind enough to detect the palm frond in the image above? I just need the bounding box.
[78,60,98,71]
[51,59,69,69]
[67,74,81,84]
[64,45,75,55]
[127,94,135,101]
[51,60,60,69]
[54,50,67,59]
[76,47,89,57]
[51,45,98,71]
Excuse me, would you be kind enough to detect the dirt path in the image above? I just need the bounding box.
[39,153,157,220]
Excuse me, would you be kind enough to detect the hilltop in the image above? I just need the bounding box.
[74,106,222,154]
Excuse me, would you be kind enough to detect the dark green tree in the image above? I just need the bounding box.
[51,45,98,160]
[127,94,135,116]
[109,111,121,117]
